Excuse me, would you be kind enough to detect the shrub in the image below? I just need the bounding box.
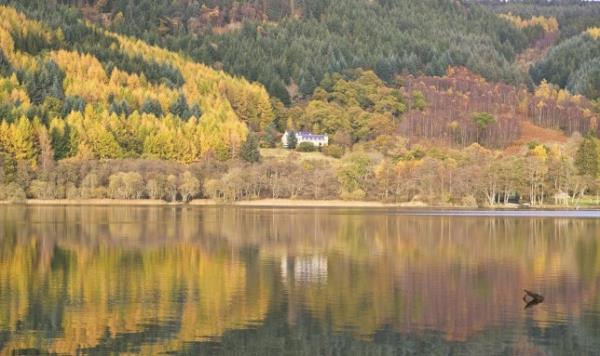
[296,142,317,152]
[108,172,144,199]
[28,180,56,199]
[0,183,26,203]
[322,144,344,158]
[340,189,366,201]
[66,183,79,199]
[461,195,478,207]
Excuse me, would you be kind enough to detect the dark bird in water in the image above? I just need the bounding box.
[523,289,544,309]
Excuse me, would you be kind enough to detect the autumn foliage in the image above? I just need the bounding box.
[0,6,273,164]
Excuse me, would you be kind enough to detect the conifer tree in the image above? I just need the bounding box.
[141,98,163,117]
[50,124,71,160]
[287,130,297,149]
[575,134,600,177]
[240,132,261,163]
[0,49,12,77]
[169,94,191,120]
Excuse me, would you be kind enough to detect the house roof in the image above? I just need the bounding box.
[295,131,328,140]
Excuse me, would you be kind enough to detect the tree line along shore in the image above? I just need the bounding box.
[2,135,600,208]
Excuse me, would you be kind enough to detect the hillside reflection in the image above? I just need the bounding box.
[1,206,600,354]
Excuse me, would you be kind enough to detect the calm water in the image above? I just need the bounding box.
[1,207,600,355]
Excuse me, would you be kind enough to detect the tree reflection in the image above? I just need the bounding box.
[1,206,600,354]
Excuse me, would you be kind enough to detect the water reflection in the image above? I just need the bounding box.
[1,206,600,354]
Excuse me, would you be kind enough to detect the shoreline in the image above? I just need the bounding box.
[0,199,598,210]
[0,199,182,206]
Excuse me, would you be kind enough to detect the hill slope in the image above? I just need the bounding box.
[8,0,532,103]
[0,5,273,164]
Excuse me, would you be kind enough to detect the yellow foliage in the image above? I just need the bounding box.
[586,27,600,40]
[0,6,273,162]
[0,74,30,108]
[530,144,548,161]
[0,116,38,166]
[0,6,58,70]
[500,13,559,33]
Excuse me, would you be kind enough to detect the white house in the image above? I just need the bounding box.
[282,131,329,148]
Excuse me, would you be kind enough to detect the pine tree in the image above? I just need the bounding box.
[141,98,163,117]
[190,104,202,119]
[61,96,85,117]
[0,49,12,77]
[240,132,261,163]
[51,124,72,160]
[169,94,191,120]
[575,135,600,177]
[287,130,297,149]
[0,151,17,184]
[299,73,317,97]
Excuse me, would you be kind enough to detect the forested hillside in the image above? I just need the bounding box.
[8,0,532,103]
[0,5,273,164]
[480,0,600,99]
[0,1,600,207]
[531,29,600,99]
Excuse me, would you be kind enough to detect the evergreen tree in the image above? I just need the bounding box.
[141,98,163,117]
[299,73,317,97]
[50,124,71,160]
[575,134,600,177]
[0,49,12,77]
[109,100,132,117]
[567,57,600,100]
[287,130,297,149]
[169,94,191,120]
[24,59,65,105]
[240,133,262,163]
[61,96,85,117]
[190,104,202,119]
[0,151,17,184]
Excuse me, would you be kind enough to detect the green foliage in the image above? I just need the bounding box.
[240,133,261,163]
[337,152,372,195]
[50,124,71,161]
[140,98,163,117]
[0,152,17,184]
[296,142,317,152]
[575,135,600,177]
[483,1,600,41]
[109,99,132,117]
[532,33,600,98]
[322,144,344,159]
[286,131,297,149]
[10,0,530,103]
[411,90,427,111]
[471,112,497,129]
[567,57,600,100]
[295,70,402,143]
[61,96,85,117]
[21,59,65,105]
[0,49,12,77]
[169,94,192,121]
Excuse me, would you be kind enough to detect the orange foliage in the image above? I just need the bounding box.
[401,67,598,149]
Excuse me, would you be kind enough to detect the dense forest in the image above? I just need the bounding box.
[8,0,534,103]
[0,1,600,206]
